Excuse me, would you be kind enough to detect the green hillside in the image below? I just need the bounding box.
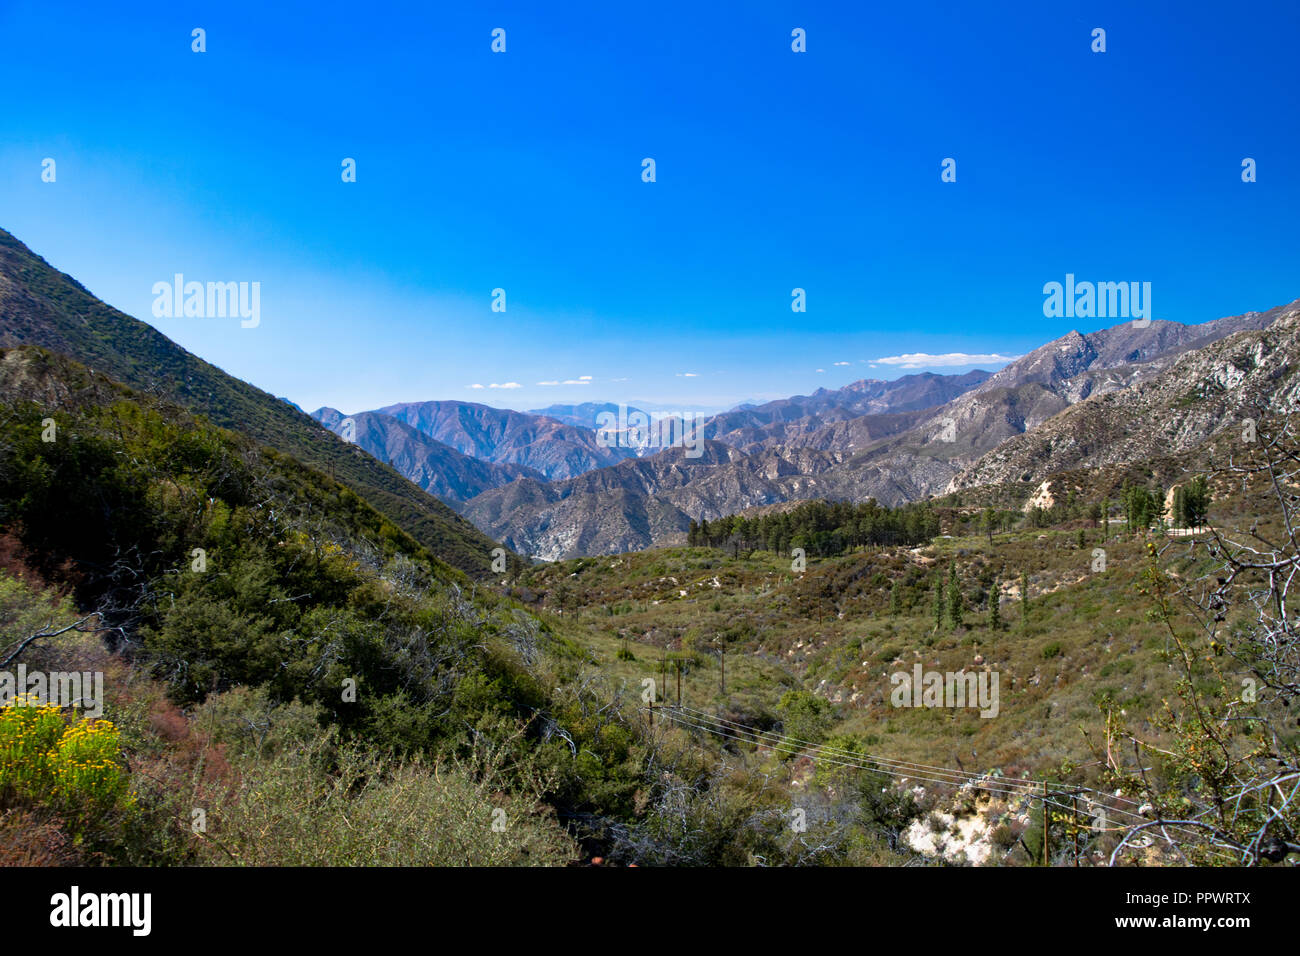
[0,228,503,578]
[0,347,602,863]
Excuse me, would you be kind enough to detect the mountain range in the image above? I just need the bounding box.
[456,300,1298,559]
[358,400,636,480]
[312,407,544,502]
[3,223,1295,567]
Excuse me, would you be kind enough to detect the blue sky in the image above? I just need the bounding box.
[1,1,1297,415]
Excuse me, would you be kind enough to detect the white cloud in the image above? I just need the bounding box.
[833,361,851,366]
[676,372,698,378]
[467,383,485,389]
[815,368,825,373]
[870,352,1020,369]
[489,382,523,389]
[538,375,593,386]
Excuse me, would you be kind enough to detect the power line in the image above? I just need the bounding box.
[651,704,1226,855]
[670,703,1157,813]
[672,703,1040,791]
[655,707,1039,800]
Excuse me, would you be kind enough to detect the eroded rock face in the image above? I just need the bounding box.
[904,809,997,866]
[947,305,1300,494]
[901,775,1033,867]
[1024,480,1056,513]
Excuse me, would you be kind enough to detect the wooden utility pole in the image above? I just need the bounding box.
[1072,792,1080,866]
[1042,783,1050,867]
[676,659,682,707]
[719,642,725,695]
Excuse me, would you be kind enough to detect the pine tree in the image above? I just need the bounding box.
[947,563,963,629]
[1172,485,1187,528]
[989,578,1002,630]
[1183,475,1210,528]
[889,583,901,617]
